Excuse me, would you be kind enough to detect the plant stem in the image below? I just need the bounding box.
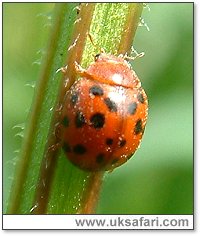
[80,172,104,214]
[118,3,143,54]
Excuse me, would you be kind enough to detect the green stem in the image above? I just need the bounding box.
[80,172,104,214]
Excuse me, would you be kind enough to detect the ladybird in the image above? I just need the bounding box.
[59,53,148,171]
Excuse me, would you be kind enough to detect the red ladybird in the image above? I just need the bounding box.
[60,53,148,171]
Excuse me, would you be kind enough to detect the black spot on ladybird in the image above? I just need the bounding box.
[104,97,117,112]
[70,92,78,106]
[75,111,86,128]
[90,113,105,129]
[73,144,87,155]
[62,116,69,127]
[63,142,71,153]
[128,102,137,115]
[134,119,143,134]
[89,85,104,96]
[119,139,126,147]
[96,153,104,164]
[137,93,145,104]
[106,138,113,146]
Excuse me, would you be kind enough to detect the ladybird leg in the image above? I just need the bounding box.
[121,47,145,62]
[54,122,63,140]
[124,52,145,61]
[47,123,62,153]
[126,46,145,61]
[48,142,61,153]
[74,61,85,74]
[55,103,63,113]
[74,61,91,77]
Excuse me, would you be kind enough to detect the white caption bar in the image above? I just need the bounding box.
[3,214,193,230]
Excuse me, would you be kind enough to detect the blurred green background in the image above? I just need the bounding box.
[3,3,193,214]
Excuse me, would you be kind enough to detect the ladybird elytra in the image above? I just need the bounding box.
[59,53,148,171]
